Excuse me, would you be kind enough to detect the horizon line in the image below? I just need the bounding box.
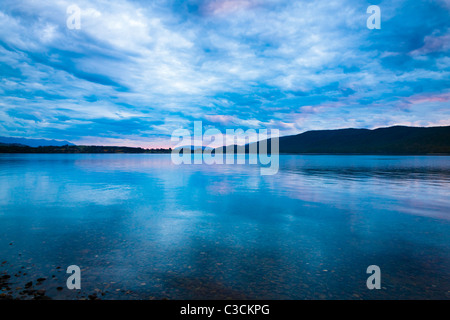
[1,124,449,149]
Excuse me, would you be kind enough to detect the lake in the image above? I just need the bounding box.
[0,154,449,299]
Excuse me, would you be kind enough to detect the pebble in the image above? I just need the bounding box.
[88,294,98,300]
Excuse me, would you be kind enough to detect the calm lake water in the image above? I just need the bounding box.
[0,154,449,300]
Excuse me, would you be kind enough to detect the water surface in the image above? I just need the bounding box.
[0,154,449,299]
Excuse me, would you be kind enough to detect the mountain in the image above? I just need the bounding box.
[1,125,449,154]
[0,136,75,147]
[0,142,27,147]
[216,125,450,154]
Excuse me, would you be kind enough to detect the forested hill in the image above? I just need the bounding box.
[216,125,450,154]
[275,125,450,154]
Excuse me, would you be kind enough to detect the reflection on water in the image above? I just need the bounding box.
[0,154,449,299]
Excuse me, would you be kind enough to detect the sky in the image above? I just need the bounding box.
[0,0,449,148]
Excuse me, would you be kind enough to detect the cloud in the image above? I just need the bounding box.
[203,0,260,15]
[410,34,450,56]
[0,0,449,146]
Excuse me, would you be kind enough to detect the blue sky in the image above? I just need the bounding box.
[0,0,449,148]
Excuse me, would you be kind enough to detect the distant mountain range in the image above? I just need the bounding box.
[0,136,74,147]
[216,125,450,154]
[0,136,171,153]
[0,125,449,154]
